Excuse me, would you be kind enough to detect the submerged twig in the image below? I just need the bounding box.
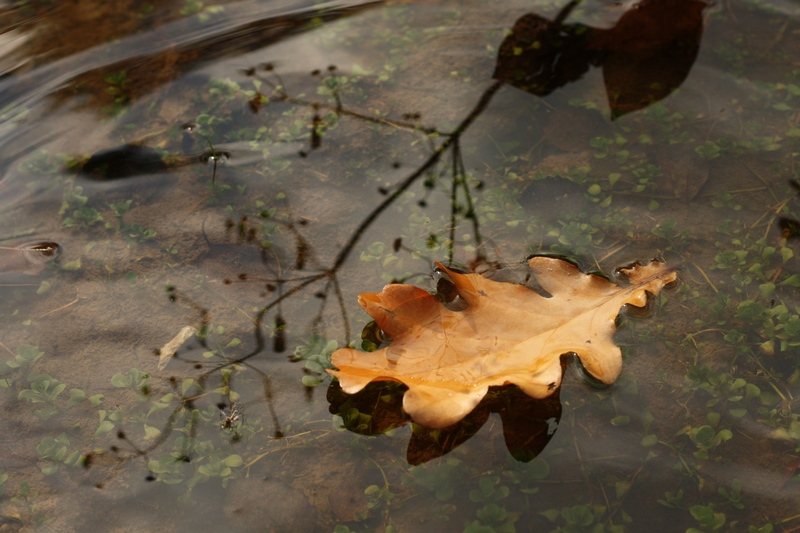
[0,340,15,357]
[33,294,83,319]
[691,261,718,293]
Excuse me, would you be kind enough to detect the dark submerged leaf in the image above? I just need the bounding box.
[0,241,61,275]
[493,0,707,118]
[80,144,167,180]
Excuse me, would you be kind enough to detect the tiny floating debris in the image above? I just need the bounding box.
[157,325,198,371]
[219,401,242,430]
[180,121,201,133]
[201,150,230,165]
[0,241,61,275]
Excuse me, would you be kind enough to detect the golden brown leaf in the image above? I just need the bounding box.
[329,257,676,429]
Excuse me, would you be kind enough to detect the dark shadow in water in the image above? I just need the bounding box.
[494,0,708,119]
[80,145,168,180]
[327,380,562,465]
[779,179,800,239]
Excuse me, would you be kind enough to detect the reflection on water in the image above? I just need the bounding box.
[328,380,562,465]
[0,0,799,530]
[80,145,169,180]
[494,0,707,118]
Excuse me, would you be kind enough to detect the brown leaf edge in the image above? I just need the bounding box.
[329,257,677,428]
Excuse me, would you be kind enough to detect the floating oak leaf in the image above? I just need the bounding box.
[328,257,676,429]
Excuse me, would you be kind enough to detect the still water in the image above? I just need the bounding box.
[1,0,799,530]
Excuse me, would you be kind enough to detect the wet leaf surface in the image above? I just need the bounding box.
[329,256,677,428]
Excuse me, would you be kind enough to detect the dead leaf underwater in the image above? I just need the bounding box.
[329,256,677,429]
[0,241,61,276]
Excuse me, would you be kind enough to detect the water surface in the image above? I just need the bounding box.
[1,0,800,531]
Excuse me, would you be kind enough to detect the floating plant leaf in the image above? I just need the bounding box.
[0,241,60,275]
[329,256,676,429]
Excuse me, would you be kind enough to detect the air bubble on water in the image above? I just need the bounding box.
[202,151,230,165]
[180,122,200,133]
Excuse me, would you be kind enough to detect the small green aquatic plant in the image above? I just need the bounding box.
[718,479,745,510]
[469,476,510,505]
[465,503,519,533]
[180,0,224,23]
[292,335,337,387]
[539,504,624,533]
[36,433,82,476]
[687,504,726,532]
[403,457,467,502]
[103,71,130,116]
[7,481,48,526]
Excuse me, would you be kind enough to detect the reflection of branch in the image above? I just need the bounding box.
[239,360,284,438]
[554,0,580,26]
[448,139,484,264]
[328,380,562,465]
[332,80,503,271]
[83,0,715,481]
[253,65,438,136]
[203,74,506,382]
[217,73,503,357]
[115,68,507,480]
